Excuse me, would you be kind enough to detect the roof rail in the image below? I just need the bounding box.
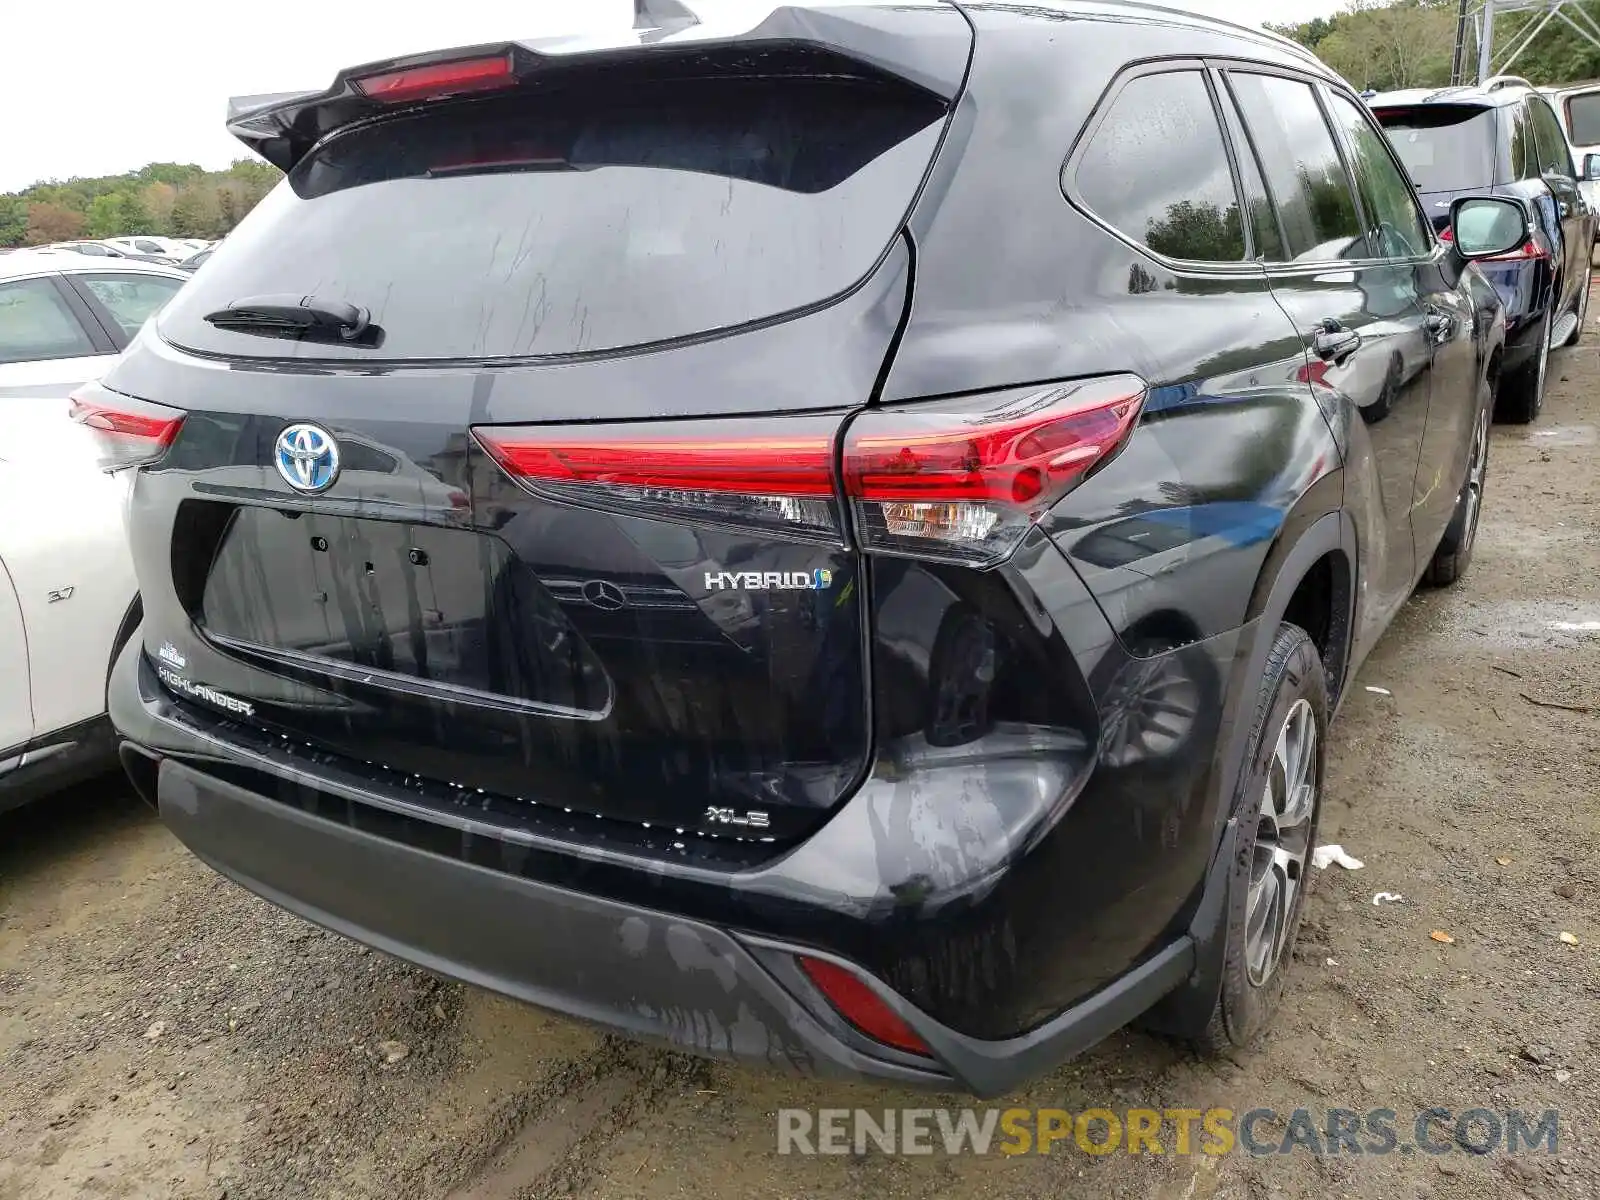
[1484,74,1536,92]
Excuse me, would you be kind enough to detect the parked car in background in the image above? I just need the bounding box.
[102,235,193,261]
[1372,80,1598,422]
[46,240,126,259]
[107,3,1511,1095]
[1,384,141,810]
[0,251,188,397]
[176,247,214,273]
[1542,80,1600,224]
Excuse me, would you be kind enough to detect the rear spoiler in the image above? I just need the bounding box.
[225,1,970,173]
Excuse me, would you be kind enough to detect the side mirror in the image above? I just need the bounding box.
[1449,196,1531,260]
[1584,153,1600,182]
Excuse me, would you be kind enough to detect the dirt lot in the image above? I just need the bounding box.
[3,335,1599,1200]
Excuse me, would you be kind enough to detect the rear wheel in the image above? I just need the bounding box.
[1190,623,1327,1056]
[1424,381,1491,587]
[1496,307,1551,424]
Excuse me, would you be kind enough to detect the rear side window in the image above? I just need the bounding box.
[1566,92,1600,146]
[1529,97,1575,176]
[77,273,185,337]
[159,77,947,362]
[1228,74,1364,262]
[1375,104,1499,192]
[1512,104,1540,180]
[0,278,95,365]
[1074,70,1246,262]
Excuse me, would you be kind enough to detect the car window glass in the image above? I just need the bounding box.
[1075,70,1246,262]
[1566,92,1600,145]
[1512,105,1540,180]
[79,274,185,337]
[0,278,96,364]
[1326,92,1432,259]
[1229,73,1365,262]
[134,239,164,254]
[160,76,947,362]
[1218,87,1287,260]
[1529,98,1575,176]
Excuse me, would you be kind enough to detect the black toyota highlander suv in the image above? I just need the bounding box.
[96,1,1515,1096]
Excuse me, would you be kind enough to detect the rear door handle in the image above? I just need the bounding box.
[1312,319,1362,364]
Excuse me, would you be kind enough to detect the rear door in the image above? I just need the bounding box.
[112,48,965,844]
[0,275,115,399]
[1227,69,1436,625]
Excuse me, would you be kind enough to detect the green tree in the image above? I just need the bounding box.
[24,201,85,243]
[1493,1,1600,85]
[3,159,283,247]
[0,197,26,247]
[85,189,152,238]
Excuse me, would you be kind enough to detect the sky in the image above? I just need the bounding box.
[0,0,1343,193]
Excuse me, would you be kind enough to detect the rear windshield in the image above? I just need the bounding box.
[158,77,946,362]
[1566,91,1600,146]
[1376,105,1499,192]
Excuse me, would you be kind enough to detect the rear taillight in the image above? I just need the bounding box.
[1482,239,1550,262]
[798,956,932,1057]
[473,374,1145,565]
[68,382,185,472]
[473,414,843,543]
[352,54,516,104]
[842,375,1146,567]
[1439,226,1454,243]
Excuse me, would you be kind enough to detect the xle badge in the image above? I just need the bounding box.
[704,807,772,829]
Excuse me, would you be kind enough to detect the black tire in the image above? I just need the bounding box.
[1495,307,1550,424]
[1424,380,1492,588]
[1189,623,1328,1056]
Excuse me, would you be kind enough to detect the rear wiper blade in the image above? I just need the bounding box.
[205,294,375,343]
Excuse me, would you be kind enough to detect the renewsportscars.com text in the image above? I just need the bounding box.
[776,1107,1561,1157]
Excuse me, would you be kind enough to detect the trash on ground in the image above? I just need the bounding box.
[1520,692,1594,715]
[375,1040,410,1065]
[1521,1043,1555,1065]
[142,1021,166,1041]
[1365,686,1392,696]
[1430,930,1455,945]
[1496,857,1513,866]
[1559,931,1580,946]
[1312,845,1365,870]
[1371,892,1404,906]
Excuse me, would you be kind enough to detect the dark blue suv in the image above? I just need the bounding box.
[1373,81,1598,422]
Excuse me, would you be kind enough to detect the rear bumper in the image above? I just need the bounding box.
[111,642,1204,1096]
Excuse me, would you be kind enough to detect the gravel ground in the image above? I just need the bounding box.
[3,326,1598,1200]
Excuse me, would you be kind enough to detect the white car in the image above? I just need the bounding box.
[0,251,187,807]
[102,236,197,261]
[0,250,189,398]
[0,415,140,809]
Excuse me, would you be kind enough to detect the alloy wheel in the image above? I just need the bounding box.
[1458,405,1491,559]
[1245,698,1318,988]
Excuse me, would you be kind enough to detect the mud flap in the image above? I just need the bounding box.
[1137,815,1237,1037]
